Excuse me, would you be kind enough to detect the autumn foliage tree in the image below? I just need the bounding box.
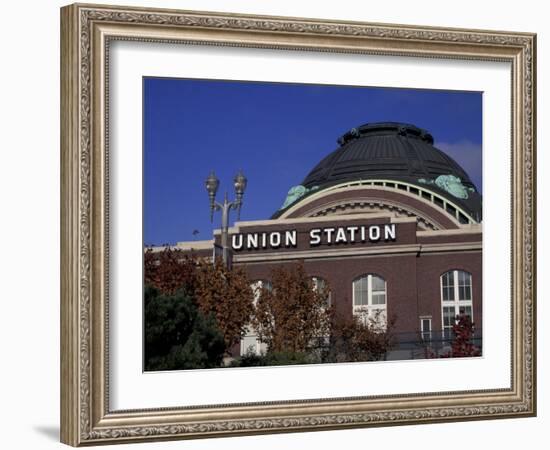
[144,248,197,295]
[446,313,481,357]
[326,312,396,363]
[252,263,331,354]
[194,259,254,349]
[144,248,254,353]
[425,313,481,359]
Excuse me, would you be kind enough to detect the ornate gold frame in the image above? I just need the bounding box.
[60,3,536,446]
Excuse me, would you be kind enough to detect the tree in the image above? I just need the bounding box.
[426,313,481,359]
[144,248,197,295]
[194,259,255,350]
[144,249,255,352]
[447,313,481,357]
[252,263,331,354]
[326,311,396,363]
[144,286,225,371]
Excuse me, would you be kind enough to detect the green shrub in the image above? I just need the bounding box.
[144,285,225,371]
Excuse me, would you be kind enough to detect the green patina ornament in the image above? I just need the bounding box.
[418,175,472,200]
[279,185,320,210]
[280,185,307,209]
[435,174,470,199]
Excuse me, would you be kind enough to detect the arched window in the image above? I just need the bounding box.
[352,274,387,330]
[311,276,331,308]
[441,270,473,339]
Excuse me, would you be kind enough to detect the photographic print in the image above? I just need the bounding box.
[143,79,483,371]
[61,4,535,445]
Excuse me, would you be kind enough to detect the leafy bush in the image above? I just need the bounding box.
[324,312,396,363]
[443,313,481,358]
[144,286,225,371]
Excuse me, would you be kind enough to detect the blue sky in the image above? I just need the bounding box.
[144,78,482,245]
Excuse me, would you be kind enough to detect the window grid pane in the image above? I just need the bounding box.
[354,277,368,306]
[443,286,454,301]
[421,318,431,340]
[371,276,385,292]
[442,271,455,301]
[443,306,456,327]
[457,271,472,300]
[421,319,431,333]
[458,270,471,286]
[459,305,472,318]
[353,275,387,331]
[442,272,454,289]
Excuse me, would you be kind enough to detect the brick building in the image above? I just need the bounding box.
[164,122,482,359]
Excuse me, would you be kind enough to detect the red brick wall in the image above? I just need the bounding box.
[237,249,482,336]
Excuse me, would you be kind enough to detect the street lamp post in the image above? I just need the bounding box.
[205,170,247,268]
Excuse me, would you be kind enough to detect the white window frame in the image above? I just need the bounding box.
[352,274,387,330]
[420,316,432,341]
[440,270,473,339]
